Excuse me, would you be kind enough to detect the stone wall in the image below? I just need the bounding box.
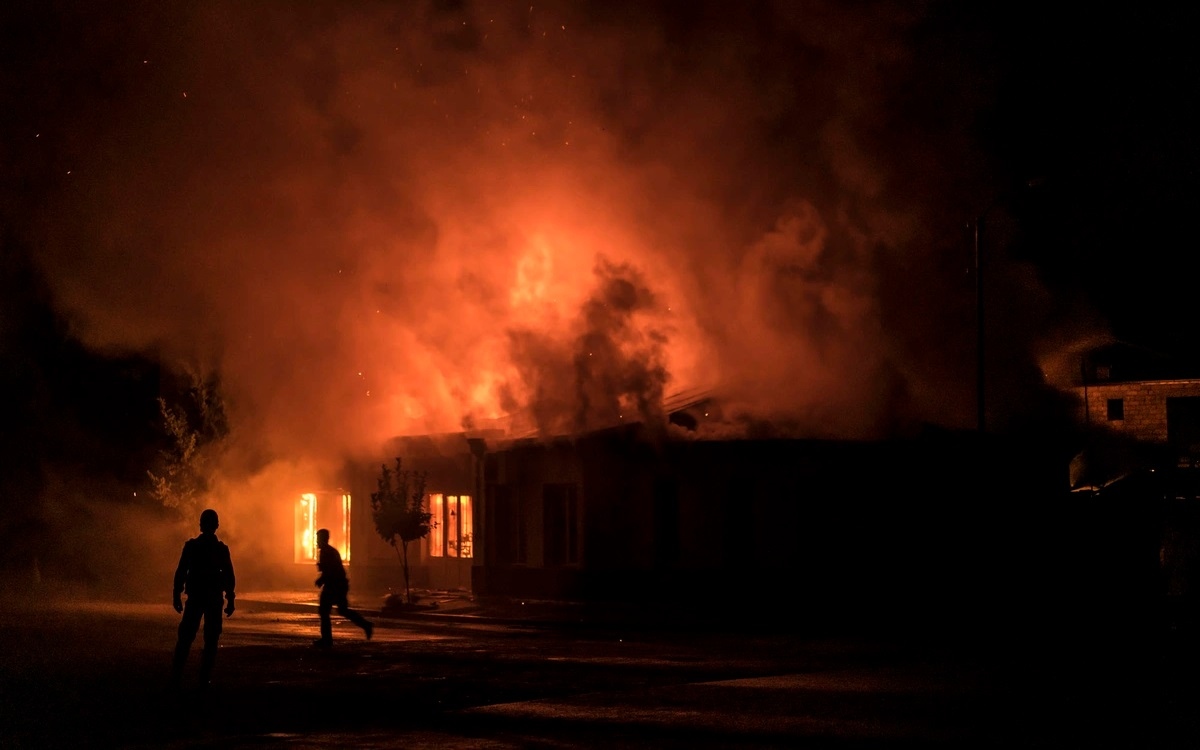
[1076,379,1200,443]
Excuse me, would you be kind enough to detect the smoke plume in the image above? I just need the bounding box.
[7,1,1095,501]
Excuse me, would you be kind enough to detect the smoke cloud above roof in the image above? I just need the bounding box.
[9,1,1092,470]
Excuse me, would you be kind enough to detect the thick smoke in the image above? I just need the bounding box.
[8,1,1097,526]
[503,257,670,437]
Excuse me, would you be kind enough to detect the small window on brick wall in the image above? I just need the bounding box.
[1107,398,1125,421]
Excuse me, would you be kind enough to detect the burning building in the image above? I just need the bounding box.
[291,400,1070,631]
[4,3,1107,603]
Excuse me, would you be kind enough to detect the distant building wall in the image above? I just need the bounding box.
[1076,379,1200,443]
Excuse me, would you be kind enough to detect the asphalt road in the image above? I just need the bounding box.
[2,596,1198,748]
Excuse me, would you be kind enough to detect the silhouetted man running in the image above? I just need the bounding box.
[313,528,373,647]
[171,508,236,687]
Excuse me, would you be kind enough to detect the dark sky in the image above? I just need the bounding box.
[2,0,1198,466]
[980,4,1200,357]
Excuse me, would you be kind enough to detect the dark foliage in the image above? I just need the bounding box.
[370,457,430,604]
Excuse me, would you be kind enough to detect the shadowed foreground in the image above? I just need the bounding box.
[2,592,1200,748]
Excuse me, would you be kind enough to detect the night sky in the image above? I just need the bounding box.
[2,2,1198,580]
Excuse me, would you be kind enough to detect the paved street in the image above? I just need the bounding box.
[1,594,1198,748]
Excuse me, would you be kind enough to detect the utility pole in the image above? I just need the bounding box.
[974,216,985,434]
[971,177,1043,436]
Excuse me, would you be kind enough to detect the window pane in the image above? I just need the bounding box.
[341,493,352,563]
[296,492,352,563]
[543,483,579,566]
[489,484,513,563]
[447,495,460,558]
[517,490,527,564]
[459,495,473,558]
[1107,398,1124,421]
[543,486,564,566]
[429,493,444,557]
[295,493,315,564]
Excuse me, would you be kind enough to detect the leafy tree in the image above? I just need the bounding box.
[146,397,202,514]
[370,457,430,604]
[146,369,228,518]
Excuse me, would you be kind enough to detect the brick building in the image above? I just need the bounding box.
[1071,343,1200,486]
[1078,378,1200,448]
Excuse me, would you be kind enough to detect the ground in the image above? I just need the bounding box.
[2,592,1200,748]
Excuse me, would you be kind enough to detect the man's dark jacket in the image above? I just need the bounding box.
[173,532,236,604]
[316,545,349,594]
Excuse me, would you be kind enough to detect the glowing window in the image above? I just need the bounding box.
[429,493,444,557]
[295,492,351,563]
[428,493,473,558]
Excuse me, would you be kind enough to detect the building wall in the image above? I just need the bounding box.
[342,424,1070,620]
[1076,379,1200,443]
[347,433,483,596]
[479,425,1070,618]
[479,438,584,598]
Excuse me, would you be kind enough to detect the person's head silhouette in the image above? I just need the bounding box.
[199,509,219,533]
[316,528,330,548]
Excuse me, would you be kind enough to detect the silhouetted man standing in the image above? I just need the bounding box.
[172,508,236,687]
[313,528,373,647]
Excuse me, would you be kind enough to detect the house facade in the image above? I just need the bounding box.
[321,422,1067,623]
[1076,379,1200,450]
[275,343,1200,616]
[1070,343,1200,486]
[338,432,490,596]
[477,426,1066,608]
